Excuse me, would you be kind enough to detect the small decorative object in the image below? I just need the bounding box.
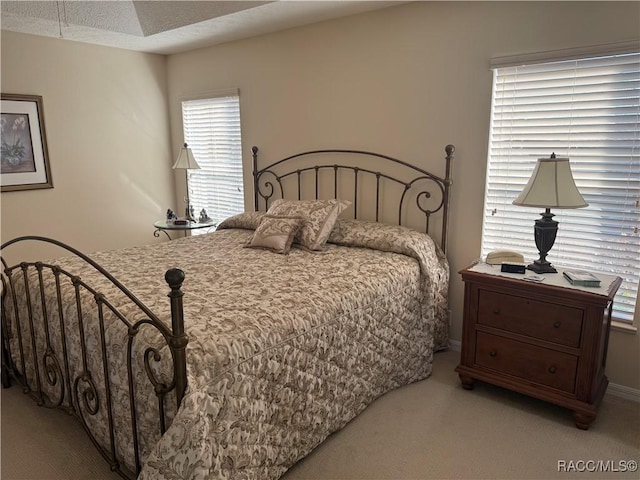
[173,219,188,225]
[563,269,601,287]
[1,94,53,192]
[166,208,178,221]
[500,262,526,274]
[512,153,588,274]
[199,208,212,223]
[522,274,545,283]
[172,142,200,222]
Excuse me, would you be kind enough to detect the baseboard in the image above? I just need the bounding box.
[607,383,640,402]
[445,339,638,402]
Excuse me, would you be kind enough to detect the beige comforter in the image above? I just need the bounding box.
[5,218,448,479]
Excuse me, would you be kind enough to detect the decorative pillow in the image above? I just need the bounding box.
[266,199,351,250]
[217,212,265,231]
[245,214,304,254]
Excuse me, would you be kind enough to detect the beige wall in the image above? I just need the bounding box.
[166,1,640,389]
[1,3,637,390]
[1,31,173,265]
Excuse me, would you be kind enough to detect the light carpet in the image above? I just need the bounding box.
[1,350,638,479]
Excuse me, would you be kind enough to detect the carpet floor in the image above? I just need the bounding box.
[1,350,638,479]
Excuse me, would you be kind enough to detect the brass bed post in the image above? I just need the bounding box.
[165,268,188,406]
[441,144,455,254]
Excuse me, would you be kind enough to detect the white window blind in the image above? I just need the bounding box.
[482,52,640,322]
[181,94,244,228]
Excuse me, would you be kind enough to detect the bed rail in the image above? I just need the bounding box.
[252,144,455,253]
[0,236,188,479]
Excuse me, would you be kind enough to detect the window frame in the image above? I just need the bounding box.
[180,91,245,230]
[482,44,640,325]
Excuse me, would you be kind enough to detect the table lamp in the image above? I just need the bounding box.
[512,153,588,274]
[172,142,200,222]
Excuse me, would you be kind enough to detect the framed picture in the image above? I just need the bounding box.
[1,94,53,192]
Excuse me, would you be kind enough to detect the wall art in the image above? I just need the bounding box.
[1,94,52,192]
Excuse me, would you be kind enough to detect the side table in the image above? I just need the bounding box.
[455,262,622,429]
[153,220,216,239]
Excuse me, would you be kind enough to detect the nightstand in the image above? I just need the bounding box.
[455,262,622,429]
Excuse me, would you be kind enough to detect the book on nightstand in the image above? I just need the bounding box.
[562,269,601,287]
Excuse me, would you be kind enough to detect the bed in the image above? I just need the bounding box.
[1,144,454,479]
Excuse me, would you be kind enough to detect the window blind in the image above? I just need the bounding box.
[181,95,244,228]
[482,52,640,322]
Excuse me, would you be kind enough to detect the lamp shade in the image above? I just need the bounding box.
[513,155,588,209]
[172,143,201,170]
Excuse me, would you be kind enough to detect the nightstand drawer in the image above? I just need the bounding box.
[475,332,578,393]
[478,289,583,347]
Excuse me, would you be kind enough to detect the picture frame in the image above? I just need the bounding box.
[1,93,53,192]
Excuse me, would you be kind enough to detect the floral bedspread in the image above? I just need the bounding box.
[5,219,449,479]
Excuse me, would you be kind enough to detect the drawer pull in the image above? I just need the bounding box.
[553,321,561,328]
[548,366,557,374]
[489,350,497,357]
[493,308,500,315]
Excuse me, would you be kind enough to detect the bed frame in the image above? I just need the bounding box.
[0,144,454,479]
[253,145,455,254]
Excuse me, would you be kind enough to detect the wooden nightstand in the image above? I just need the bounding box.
[455,262,622,430]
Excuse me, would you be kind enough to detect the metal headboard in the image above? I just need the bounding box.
[252,145,455,253]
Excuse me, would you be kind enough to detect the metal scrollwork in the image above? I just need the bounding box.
[42,349,64,403]
[153,229,171,240]
[74,372,100,416]
[411,177,445,215]
[255,169,279,208]
[144,346,172,396]
[128,317,181,439]
[416,190,433,215]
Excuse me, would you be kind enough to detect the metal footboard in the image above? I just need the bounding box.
[1,236,188,479]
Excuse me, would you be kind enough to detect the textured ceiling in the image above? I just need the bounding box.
[1,1,401,55]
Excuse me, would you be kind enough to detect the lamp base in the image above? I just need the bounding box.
[527,260,557,274]
[529,207,559,274]
[185,202,196,223]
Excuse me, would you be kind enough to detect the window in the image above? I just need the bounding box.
[482,50,640,322]
[181,93,244,229]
